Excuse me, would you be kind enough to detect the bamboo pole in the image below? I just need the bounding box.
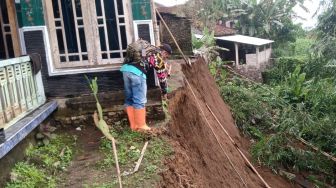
[296,137,336,162]
[205,104,271,188]
[93,112,122,188]
[185,79,248,188]
[155,9,190,65]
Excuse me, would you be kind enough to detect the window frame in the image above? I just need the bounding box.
[133,20,155,45]
[43,0,133,76]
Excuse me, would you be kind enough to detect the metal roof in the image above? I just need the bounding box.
[195,34,274,46]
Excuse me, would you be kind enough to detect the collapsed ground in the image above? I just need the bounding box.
[5,58,295,187]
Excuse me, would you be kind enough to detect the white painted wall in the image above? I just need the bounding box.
[245,48,272,68]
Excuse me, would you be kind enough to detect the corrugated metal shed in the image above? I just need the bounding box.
[195,34,274,46]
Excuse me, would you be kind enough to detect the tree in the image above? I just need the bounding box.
[236,0,306,38]
[313,0,336,60]
[181,0,307,43]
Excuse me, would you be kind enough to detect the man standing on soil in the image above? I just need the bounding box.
[121,41,172,131]
[149,44,173,100]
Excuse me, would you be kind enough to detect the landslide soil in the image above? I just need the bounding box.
[159,58,295,188]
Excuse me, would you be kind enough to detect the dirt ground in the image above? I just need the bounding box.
[58,125,114,187]
[57,58,296,188]
[159,58,296,188]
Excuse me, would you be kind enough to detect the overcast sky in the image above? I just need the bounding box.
[154,0,189,6]
[154,0,320,29]
[293,0,320,29]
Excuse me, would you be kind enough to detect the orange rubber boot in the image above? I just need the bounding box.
[134,108,151,131]
[126,106,136,130]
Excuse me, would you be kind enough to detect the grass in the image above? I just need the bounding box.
[6,134,76,187]
[93,121,173,187]
[6,118,172,187]
[218,74,335,186]
[6,162,56,188]
[26,134,76,173]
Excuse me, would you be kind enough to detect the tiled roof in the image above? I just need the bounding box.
[213,25,237,36]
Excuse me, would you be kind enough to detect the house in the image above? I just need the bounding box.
[215,35,274,69]
[0,0,165,166]
[155,3,193,55]
[195,23,274,80]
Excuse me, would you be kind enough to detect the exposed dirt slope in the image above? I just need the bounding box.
[160,58,294,188]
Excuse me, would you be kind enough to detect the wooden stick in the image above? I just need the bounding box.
[155,9,191,66]
[223,66,336,163]
[205,104,271,188]
[296,137,336,162]
[112,137,122,188]
[185,79,248,188]
[133,141,149,173]
[93,112,122,188]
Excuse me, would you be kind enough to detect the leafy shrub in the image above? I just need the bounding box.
[273,37,313,58]
[26,135,76,172]
[276,65,309,104]
[262,57,306,84]
[218,70,335,185]
[192,27,215,50]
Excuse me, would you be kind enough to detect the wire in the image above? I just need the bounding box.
[185,79,248,188]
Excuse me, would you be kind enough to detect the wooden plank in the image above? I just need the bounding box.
[14,64,27,113]
[26,62,38,106]
[34,71,46,104]
[113,0,123,57]
[21,63,32,109]
[57,0,70,62]
[6,0,21,57]
[81,0,96,66]
[0,7,9,58]
[0,101,5,126]
[5,65,21,116]
[124,0,133,44]
[44,1,61,69]
[71,0,83,62]
[0,67,13,122]
[100,0,111,61]
[150,0,160,45]
[0,56,30,67]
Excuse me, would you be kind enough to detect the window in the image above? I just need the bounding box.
[44,0,130,70]
[133,20,155,45]
[0,0,21,60]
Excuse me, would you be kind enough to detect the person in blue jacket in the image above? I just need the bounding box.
[121,42,172,131]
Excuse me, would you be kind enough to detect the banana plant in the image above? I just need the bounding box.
[85,76,122,188]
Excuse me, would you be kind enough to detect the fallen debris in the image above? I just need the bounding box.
[122,141,149,176]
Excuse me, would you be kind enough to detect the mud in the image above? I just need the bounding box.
[58,125,114,187]
[160,58,294,188]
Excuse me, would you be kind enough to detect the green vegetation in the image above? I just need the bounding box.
[214,63,335,185]
[84,76,173,187]
[26,135,76,172]
[6,135,76,187]
[273,37,313,59]
[6,162,56,188]
[194,6,336,185]
[97,123,173,187]
[183,0,307,49]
